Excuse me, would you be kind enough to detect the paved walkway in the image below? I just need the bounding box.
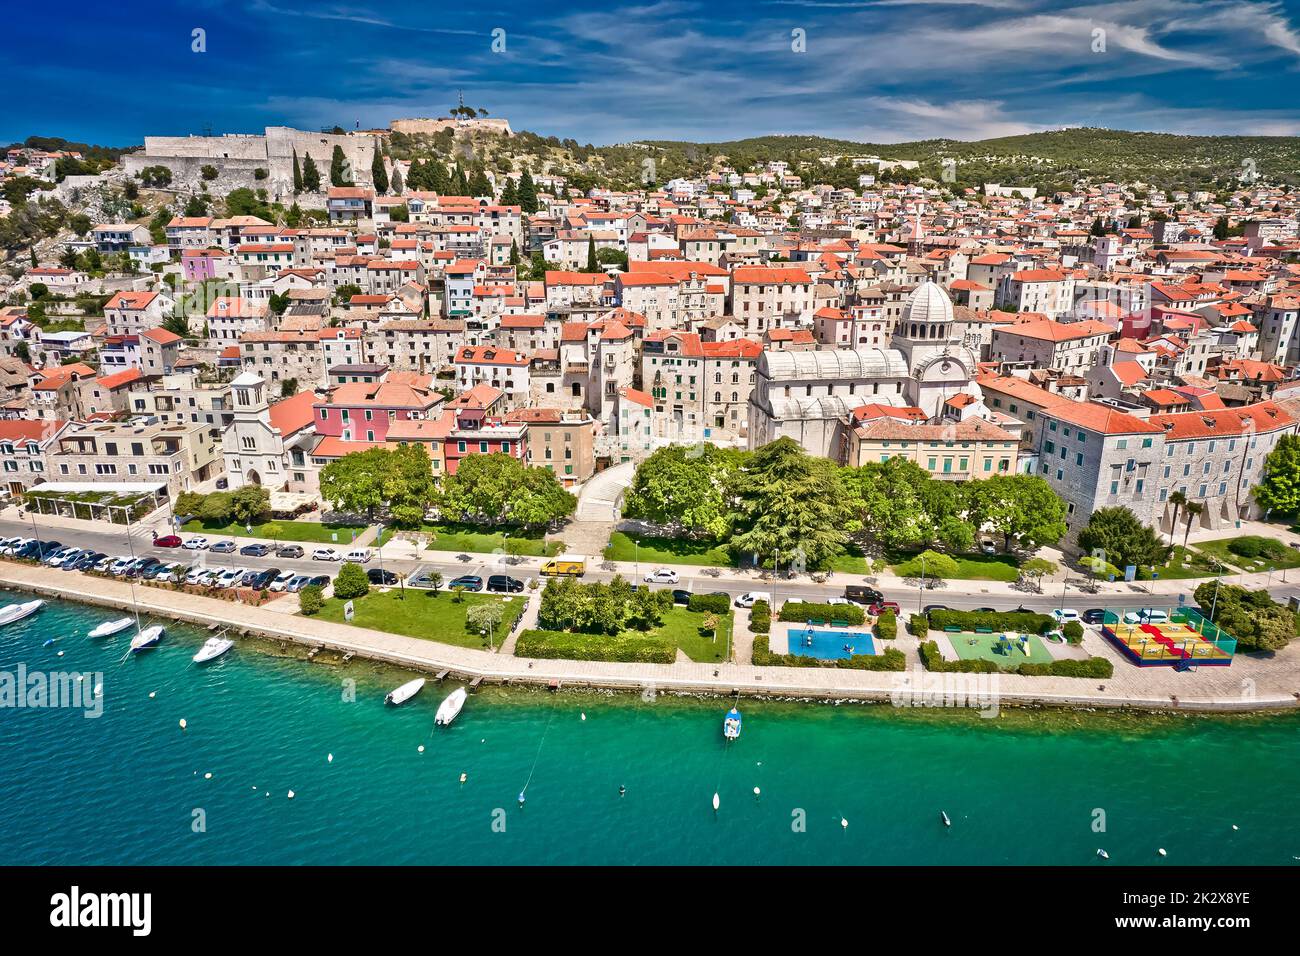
[2,561,1297,713]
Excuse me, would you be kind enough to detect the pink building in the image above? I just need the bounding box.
[313,376,443,443]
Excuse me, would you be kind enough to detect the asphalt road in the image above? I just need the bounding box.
[2,517,1290,614]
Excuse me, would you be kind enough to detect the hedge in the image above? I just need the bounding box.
[749,599,770,634]
[514,629,676,664]
[919,640,1113,677]
[752,634,906,670]
[1062,621,1084,643]
[875,611,897,640]
[909,614,929,637]
[926,609,1054,635]
[688,592,731,614]
[777,601,866,625]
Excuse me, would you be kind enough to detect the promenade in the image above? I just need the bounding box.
[2,560,1297,714]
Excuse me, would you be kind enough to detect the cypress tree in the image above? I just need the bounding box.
[390,165,404,195]
[292,149,303,193]
[329,145,350,187]
[371,150,389,194]
[500,177,518,206]
[585,236,598,272]
[518,169,538,213]
[302,154,321,192]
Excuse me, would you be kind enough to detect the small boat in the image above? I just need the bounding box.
[130,625,166,653]
[385,677,426,706]
[434,687,467,726]
[723,707,742,740]
[88,617,134,639]
[941,811,951,828]
[193,637,234,664]
[0,600,44,627]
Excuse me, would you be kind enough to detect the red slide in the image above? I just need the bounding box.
[1139,623,1190,658]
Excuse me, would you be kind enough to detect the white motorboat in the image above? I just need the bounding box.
[0,600,44,627]
[434,687,467,726]
[723,707,742,740]
[385,677,426,706]
[87,617,134,639]
[193,636,234,664]
[130,625,166,652]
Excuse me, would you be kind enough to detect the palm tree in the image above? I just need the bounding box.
[1182,501,1205,549]
[1167,490,1186,546]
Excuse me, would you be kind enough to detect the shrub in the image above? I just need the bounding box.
[1016,658,1114,678]
[515,629,675,663]
[927,609,1055,635]
[1062,621,1084,643]
[688,592,730,614]
[299,585,324,616]
[333,562,370,599]
[909,614,929,637]
[875,611,897,640]
[1226,536,1285,561]
[749,599,770,634]
[777,601,865,625]
[201,164,218,181]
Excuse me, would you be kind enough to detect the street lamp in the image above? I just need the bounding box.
[916,552,927,614]
[1209,556,1224,622]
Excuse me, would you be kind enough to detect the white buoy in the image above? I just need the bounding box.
[57,650,64,657]
[204,772,212,780]
[580,712,586,721]
[178,718,187,731]
[327,753,333,763]
[1097,848,1109,859]
[841,817,848,829]
[287,790,295,799]
[459,772,467,784]
[1158,848,1167,856]
[753,786,761,797]
[251,785,258,790]
[1232,824,1239,831]
[149,691,156,699]
[417,745,425,753]
[712,792,720,812]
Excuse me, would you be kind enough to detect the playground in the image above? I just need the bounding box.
[1102,607,1236,668]
[948,631,1055,667]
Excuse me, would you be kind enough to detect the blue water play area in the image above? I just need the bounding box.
[787,628,875,660]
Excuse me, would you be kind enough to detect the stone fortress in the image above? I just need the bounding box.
[390,116,513,136]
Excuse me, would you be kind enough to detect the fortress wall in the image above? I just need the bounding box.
[390,117,513,136]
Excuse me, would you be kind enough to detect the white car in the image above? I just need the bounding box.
[824,597,852,606]
[1052,608,1081,624]
[735,591,772,609]
[1124,608,1169,625]
[45,547,81,567]
[342,548,371,564]
[93,555,117,572]
[108,556,135,576]
[185,566,209,585]
[152,562,182,583]
[643,568,679,584]
[214,568,244,589]
[183,536,209,550]
[311,547,341,561]
[0,536,25,553]
[268,569,297,592]
[980,537,997,554]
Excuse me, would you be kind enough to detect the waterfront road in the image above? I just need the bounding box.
[3,515,1295,615]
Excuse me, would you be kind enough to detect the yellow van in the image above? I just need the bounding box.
[540,553,586,577]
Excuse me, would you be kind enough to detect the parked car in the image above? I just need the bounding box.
[980,536,996,554]
[92,555,118,573]
[45,547,82,567]
[240,543,271,557]
[245,568,280,590]
[1124,608,1169,625]
[844,584,883,605]
[215,477,229,490]
[185,566,210,585]
[734,591,771,609]
[210,540,237,554]
[448,575,484,592]
[275,544,304,559]
[287,574,330,593]
[23,540,62,561]
[311,547,340,561]
[923,604,949,614]
[1052,608,1082,624]
[0,536,26,553]
[824,597,852,606]
[643,568,679,585]
[367,568,400,586]
[1083,608,1106,625]
[268,570,298,592]
[486,574,524,593]
[183,536,210,550]
[68,551,106,571]
[214,568,244,589]
[108,556,135,576]
[973,606,997,613]
[869,601,901,616]
[672,589,693,605]
[342,548,371,564]
[152,562,184,583]
[154,535,183,548]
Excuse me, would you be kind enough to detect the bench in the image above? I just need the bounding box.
[944,626,961,633]
[831,620,848,628]
[975,627,994,634]
[807,619,825,627]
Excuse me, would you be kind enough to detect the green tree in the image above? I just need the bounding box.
[371,151,389,194]
[198,491,234,525]
[1181,501,1204,548]
[302,154,322,192]
[1166,489,1187,544]
[623,444,743,539]
[200,164,218,181]
[1077,506,1170,570]
[583,235,598,272]
[517,169,538,213]
[466,601,505,647]
[438,452,573,528]
[966,474,1067,552]
[292,149,303,193]
[333,561,370,599]
[1192,582,1293,651]
[1020,557,1058,588]
[231,484,271,525]
[1253,433,1300,516]
[299,584,324,616]
[330,145,351,187]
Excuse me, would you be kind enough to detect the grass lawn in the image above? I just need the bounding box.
[826,546,871,574]
[1193,535,1300,574]
[314,588,525,650]
[420,523,560,557]
[645,606,734,663]
[948,631,1054,668]
[182,518,367,544]
[1141,545,1224,580]
[890,551,1022,582]
[603,531,736,567]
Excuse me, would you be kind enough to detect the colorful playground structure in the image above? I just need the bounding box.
[1101,607,1236,668]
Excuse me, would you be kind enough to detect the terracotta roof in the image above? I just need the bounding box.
[269,390,319,437]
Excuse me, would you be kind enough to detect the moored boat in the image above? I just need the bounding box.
[87,617,134,639]
[385,677,426,706]
[193,636,234,664]
[130,625,166,652]
[723,707,742,740]
[0,600,44,627]
[434,687,467,726]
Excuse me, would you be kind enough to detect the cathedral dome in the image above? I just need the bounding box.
[902,280,955,327]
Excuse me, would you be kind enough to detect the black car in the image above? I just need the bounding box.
[672,589,693,605]
[973,606,997,613]
[367,568,399,586]
[240,543,272,557]
[448,575,484,592]
[127,557,162,578]
[1083,608,1106,625]
[276,544,305,558]
[486,574,524,593]
[923,604,949,614]
[67,551,106,571]
[844,584,884,605]
[20,540,62,560]
[246,568,280,590]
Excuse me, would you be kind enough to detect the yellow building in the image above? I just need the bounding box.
[843,405,1019,479]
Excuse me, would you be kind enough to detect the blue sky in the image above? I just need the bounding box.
[6,0,1300,146]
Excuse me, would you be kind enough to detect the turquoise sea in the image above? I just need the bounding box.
[1,589,1297,865]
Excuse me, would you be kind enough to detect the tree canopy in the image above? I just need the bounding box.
[438,453,575,528]
[1253,433,1300,516]
[1077,505,1171,571]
